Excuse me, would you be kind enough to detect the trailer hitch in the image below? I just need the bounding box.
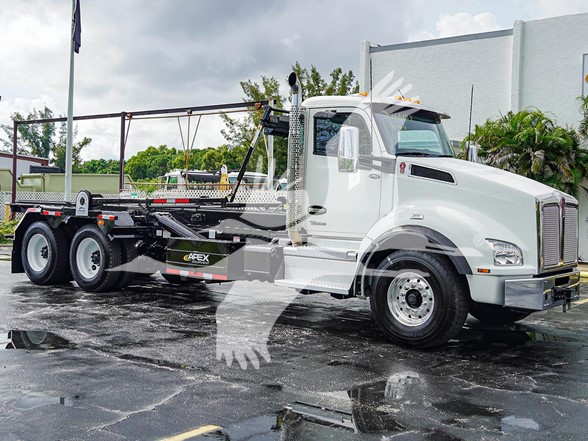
[553,286,577,312]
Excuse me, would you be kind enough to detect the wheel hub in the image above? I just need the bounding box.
[387,272,435,327]
[26,233,50,273]
[76,238,102,280]
[91,251,101,266]
[405,289,422,308]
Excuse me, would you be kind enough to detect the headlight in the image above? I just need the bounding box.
[486,239,523,266]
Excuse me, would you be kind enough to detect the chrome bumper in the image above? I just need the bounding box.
[504,268,580,311]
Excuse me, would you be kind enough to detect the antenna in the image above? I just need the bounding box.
[467,84,477,162]
[397,89,405,99]
[370,57,374,152]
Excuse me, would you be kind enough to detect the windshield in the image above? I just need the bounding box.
[373,105,454,157]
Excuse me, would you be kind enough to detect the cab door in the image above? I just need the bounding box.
[301,108,382,239]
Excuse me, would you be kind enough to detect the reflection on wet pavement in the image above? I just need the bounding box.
[4,330,75,350]
[1,269,587,440]
[13,395,74,410]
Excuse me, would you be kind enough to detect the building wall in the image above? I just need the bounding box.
[366,31,514,142]
[518,14,588,126]
[0,157,48,179]
[363,12,588,142]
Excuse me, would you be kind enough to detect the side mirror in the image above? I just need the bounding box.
[338,126,359,173]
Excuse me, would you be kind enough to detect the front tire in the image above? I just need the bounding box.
[70,225,122,292]
[370,250,470,348]
[21,221,71,285]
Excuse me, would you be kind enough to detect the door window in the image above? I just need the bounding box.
[314,113,371,157]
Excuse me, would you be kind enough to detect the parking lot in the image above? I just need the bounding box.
[1,260,587,440]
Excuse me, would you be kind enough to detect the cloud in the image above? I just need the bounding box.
[1,0,423,161]
[410,12,502,41]
[531,0,588,18]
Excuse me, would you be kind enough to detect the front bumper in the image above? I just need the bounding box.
[504,267,580,311]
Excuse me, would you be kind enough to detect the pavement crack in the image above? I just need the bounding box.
[92,385,188,432]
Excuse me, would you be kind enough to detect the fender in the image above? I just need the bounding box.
[355,225,472,297]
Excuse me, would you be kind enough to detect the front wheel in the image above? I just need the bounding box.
[369,250,470,348]
[70,225,122,292]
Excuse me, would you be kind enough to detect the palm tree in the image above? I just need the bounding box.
[462,109,588,196]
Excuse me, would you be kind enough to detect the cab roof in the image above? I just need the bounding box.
[301,95,450,119]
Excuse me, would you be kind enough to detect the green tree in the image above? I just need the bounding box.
[1,107,56,156]
[79,159,120,174]
[51,122,91,172]
[0,106,91,168]
[124,145,178,181]
[200,148,224,171]
[462,109,587,196]
[221,63,360,178]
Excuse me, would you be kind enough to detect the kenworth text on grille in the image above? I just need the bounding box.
[10,73,580,348]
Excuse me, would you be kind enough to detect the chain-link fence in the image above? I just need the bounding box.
[1,189,287,221]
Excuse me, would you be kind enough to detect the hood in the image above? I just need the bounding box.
[404,157,577,204]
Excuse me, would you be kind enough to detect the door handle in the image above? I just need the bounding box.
[308,205,327,215]
[369,174,381,179]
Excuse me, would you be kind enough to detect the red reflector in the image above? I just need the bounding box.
[211,274,228,281]
[42,210,62,216]
[175,198,190,204]
[152,199,167,204]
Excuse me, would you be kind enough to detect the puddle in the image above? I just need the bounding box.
[501,415,540,432]
[200,414,282,440]
[433,400,502,418]
[284,373,506,436]
[13,395,77,410]
[4,330,75,350]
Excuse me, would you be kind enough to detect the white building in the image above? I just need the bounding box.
[359,12,588,259]
[360,13,588,142]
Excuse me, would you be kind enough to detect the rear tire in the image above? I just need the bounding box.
[111,240,138,289]
[69,225,122,292]
[21,221,71,285]
[369,250,470,348]
[469,302,530,325]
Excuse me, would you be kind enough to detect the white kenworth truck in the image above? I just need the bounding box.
[11,73,580,348]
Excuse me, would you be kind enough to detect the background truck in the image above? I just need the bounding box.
[10,72,580,348]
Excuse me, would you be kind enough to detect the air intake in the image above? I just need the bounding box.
[410,165,455,183]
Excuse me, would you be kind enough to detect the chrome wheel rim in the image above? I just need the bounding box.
[76,237,102,280]
[387,271,435,327]
[27,233,49,273]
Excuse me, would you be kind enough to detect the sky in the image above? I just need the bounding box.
[1,0,588,162]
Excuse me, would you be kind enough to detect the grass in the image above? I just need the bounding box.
[0,219,18,244]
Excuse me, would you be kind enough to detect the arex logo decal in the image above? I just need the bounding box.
[183,253,210,264]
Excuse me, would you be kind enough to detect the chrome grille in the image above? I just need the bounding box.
[540,202,578,269]
[542,204,560,267]
[563,206,578,264]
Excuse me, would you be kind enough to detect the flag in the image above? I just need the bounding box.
[72,0,81,54]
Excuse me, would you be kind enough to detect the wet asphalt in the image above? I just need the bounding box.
[0,260,587,441]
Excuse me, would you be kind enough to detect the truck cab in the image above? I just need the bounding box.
[273,73,579,346]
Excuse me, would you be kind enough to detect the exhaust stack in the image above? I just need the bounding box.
[287,72,304,245]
